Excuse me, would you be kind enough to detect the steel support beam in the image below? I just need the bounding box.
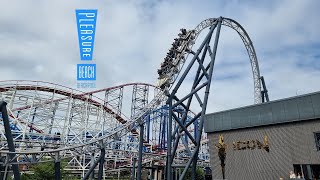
[55,152,61,180]
[170,24,215,163]
[191,17,222,180]
[82,153,103,180]
[0,155,5,180]
[166,21,218,180]
[166,17,222,180]
[260,76,269,102]
[166,99,173,179]
[97,148,105,180]
[0,101,20,180]
[137,120,144,180]
[90,153,95,180]
[132,157,136,180]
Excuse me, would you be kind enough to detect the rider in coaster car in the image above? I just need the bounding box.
[180,28,187,35]
[175,37,184,44]
[172,42,178,49]
[168,49,175,57]
[175,40,181,47]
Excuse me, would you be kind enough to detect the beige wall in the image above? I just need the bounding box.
[208,119,320,180]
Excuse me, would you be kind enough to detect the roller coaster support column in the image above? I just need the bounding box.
[54,152,61,180]
[82,148,104,180]
[97,147,105,180]
[193,18,221,180]
[260,76,269,102]
[0,159,3,180]
[132,157,136,180]
[90,153,95,180]
[137,117,144,180]
[166,17,222,180]
[0,101,20,180]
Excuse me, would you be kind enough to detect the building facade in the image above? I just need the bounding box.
[204,92,320,180]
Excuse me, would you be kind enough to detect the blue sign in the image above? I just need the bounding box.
[77,64,96,81]
[76,9,97,61]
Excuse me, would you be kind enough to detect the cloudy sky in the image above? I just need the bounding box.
[1,0,320,113]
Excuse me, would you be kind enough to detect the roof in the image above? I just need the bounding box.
[204,91,320,133]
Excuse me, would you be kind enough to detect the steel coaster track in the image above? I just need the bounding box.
[158,17,262,104]
[0,81,161,161]
[0,17,263,178]
[162,17,264,180]
[0,82,208,173]
[0,80,165,177]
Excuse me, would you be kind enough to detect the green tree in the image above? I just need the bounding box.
[184,167,205,180]
[21,162,55,180]
[21,160,73,180]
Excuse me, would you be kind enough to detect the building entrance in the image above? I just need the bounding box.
[294,164,320,180]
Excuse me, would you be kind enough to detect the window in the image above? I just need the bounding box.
[314,132,320,151]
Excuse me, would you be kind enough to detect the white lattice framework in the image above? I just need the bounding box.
[0,80,209,177]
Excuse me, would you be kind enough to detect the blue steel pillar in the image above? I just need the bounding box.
[97,148,105,180]
[137,118,144,180]
[0,101,20,180]
[131,157,136,180]
[54,152,61,180]
[166,17,222,180]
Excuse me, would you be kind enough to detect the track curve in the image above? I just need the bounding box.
[158,17,262,104]
[0,17,263,175]
[0,80,162,156]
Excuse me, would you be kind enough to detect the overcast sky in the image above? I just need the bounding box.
[1,0,320,113]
